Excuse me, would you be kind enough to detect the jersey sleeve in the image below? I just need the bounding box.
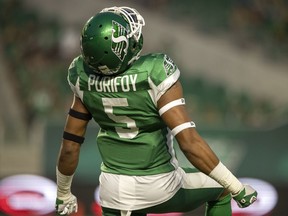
[67,56,83,99]
[148,53,180,102]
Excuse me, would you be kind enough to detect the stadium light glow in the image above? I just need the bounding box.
[0,175,57,216]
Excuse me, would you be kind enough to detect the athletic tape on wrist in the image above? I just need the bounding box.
[171,121,196,136]
[209,162,243,194]
[159,98,185,116]
[56,167,74,198]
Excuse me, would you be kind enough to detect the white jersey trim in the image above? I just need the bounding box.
[156,69,180,101]
[148,69,180,105]
[68,76,84,100]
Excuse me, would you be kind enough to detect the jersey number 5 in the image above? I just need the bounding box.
[102,98,139,139]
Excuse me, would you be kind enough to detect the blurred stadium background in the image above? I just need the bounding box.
[0,0,288,215]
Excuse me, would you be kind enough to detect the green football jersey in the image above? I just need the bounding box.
[67,53,181,176]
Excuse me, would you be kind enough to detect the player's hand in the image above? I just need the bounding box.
[232,184,257,208]
[56,193,78,215]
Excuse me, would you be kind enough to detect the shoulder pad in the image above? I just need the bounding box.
[147,53,179,86]
[67,56,84,86]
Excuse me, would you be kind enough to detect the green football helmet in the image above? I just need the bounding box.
[80,6,145,76]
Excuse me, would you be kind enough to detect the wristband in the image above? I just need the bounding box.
[209,162,243,194]
[56,167,74,198]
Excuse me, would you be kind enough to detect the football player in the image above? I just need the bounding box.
[55,6,257,216]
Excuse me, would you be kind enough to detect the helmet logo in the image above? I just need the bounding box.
[111,20,129,62]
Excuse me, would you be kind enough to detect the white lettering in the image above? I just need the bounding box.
[121,75,130,92]
[88,74,96,91]
[114,76,121,92]
[103,77,111,92]
[130,74,137,91]
[95,76,103,92]
[87,74,138,92]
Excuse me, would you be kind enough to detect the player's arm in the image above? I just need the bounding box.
[158,80,257,208]
[56,95,92,215]
[57,95,91,174]
[158,81,219,174]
